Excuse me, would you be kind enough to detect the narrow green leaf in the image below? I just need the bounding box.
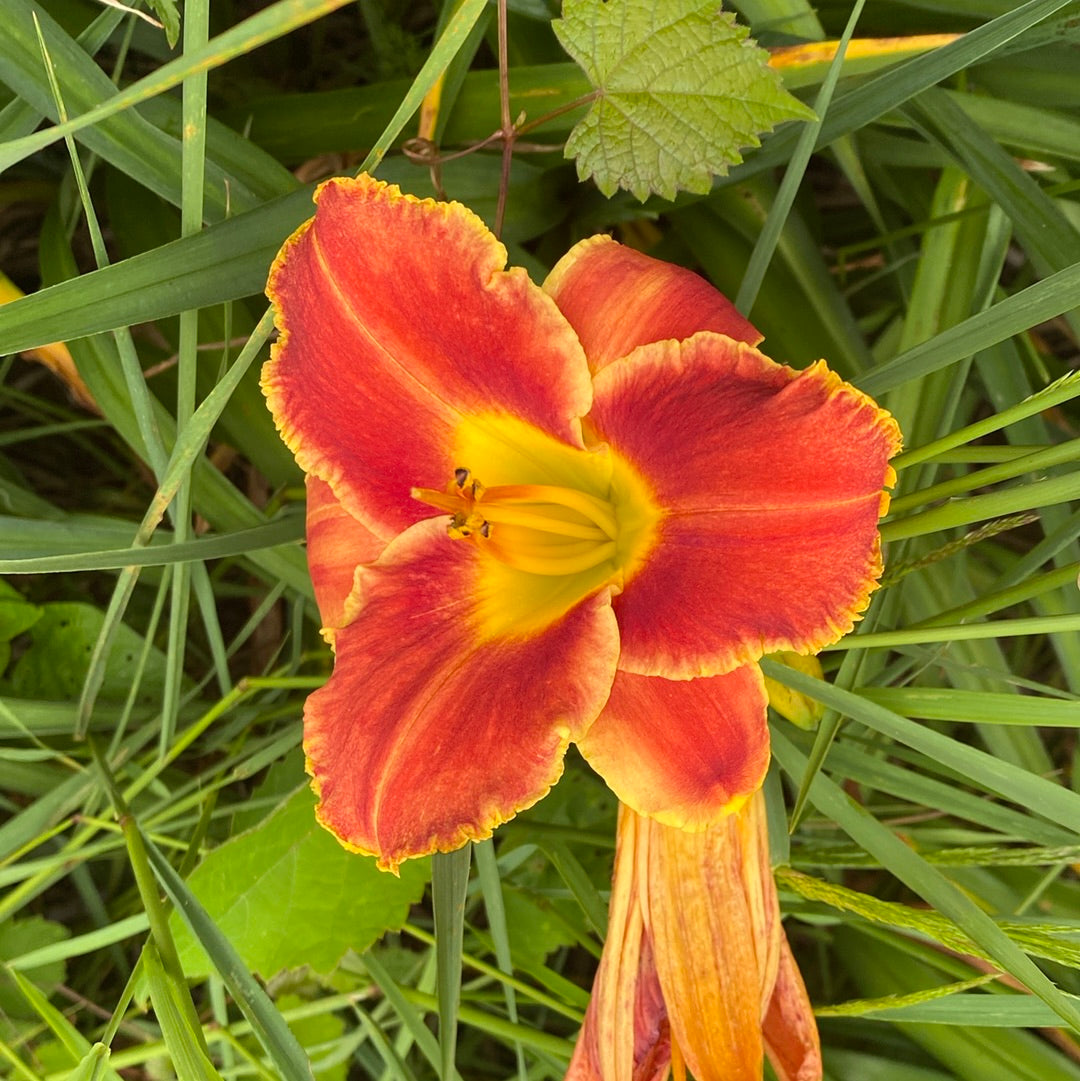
[0,0,488,356]
[541,842,608,938]
[894,370,1080,471]
[943,88,1080,168]
[404,989,577,1060]
[474,840,526,1081]
[0,0,357,173]
[891,439,1080,514]
[149,0,181,47]
[362,951,455,1080]
[765,662,1080,842]
[423,0,492,145]
[856,262,1080,396]
[356,0,489,174]
[142,942,225,1081]
[7,914,149,971]
[883,471,1080,541]
[836,926,1080,1081]
[857,688,1080,727]
[862,994,1080,1028]
[729,0,1079,187]
[779,868,1080,967]
[904,88,1080,286]
[0,188,311,355]
[0,515,303,574]
[165,0,214,754]
[4,966,91,1065]
[432,847,471,1081]
[673,194,871,373]
[352,1004,421,1081]
[0,771,96,870]
[771,727,1080,1033]
[908,561,1079,628]
[787,722,1080,847]
[0,7,122,139]
[0,0,266,219]
[825,614,1080,649]
[736,0,861,315]
[75,306,292,729]
[66,1043,118,1081]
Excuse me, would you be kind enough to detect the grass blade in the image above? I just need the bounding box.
[432,846,471,1081]
[771,726,1080,1033]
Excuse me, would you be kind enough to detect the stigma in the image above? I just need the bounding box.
[412,469,619,576]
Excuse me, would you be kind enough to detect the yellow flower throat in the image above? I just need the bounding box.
[406,414,660,639]
[412,469,620,576]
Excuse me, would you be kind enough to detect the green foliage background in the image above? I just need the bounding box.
[2,0,1080,1078]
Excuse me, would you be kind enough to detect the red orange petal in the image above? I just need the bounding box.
[263,174,591,538]
[544,235,761,374]
[641,798,781,1081]
[577,667,769,829]
[590,335,901,678]
[763,935,823,1081]
[304,519,619,871]
[305,475,385,637]
[567,808,670,1081]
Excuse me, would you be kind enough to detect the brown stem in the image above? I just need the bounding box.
[495,0,513,239]
[401,67,597,204]
[514,90,599,137]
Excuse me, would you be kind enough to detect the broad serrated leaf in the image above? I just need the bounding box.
[553,0,814,200]
[502,888,580,966]
[171,788,429,980]
[7,602,172,705]
[0,916,68,1021]
[0,583,43,676]
[0,598,43,642]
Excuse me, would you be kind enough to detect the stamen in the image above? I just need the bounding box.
[492,540,617,576]
[411,486,461,514]
[484,484,618,540]
[447,509,488,539]
[413,472,623,577]
[497,538,601,561]
[480,504,609,541]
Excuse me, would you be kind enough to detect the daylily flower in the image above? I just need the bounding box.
[262,174,900,871]
[567,795,821,1081]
